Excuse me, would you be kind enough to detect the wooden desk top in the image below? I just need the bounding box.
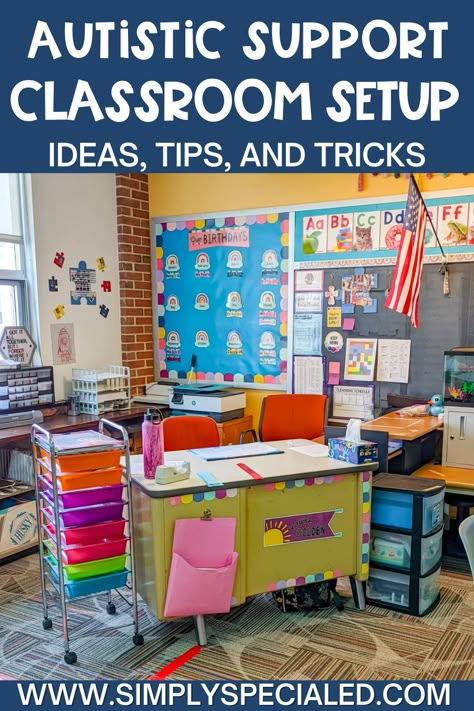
[131,438,377,498]
[413,461,474,493]
[362,412,442,441]
[0,404,160,446]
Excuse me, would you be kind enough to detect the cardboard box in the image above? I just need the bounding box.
[0,496,37,555]
[328,438,378,465]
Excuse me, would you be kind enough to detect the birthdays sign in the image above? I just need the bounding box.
[0,1,472,172]
[155,212,289,386]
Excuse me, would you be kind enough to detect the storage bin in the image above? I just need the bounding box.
[40,480,124,509]
[370,527,443,575]
[44,542,127,580]
[371,474,445,536]
[43,502,124,529]
[40,460,123,492]
[45,518,127,547]
[164,552,238,617]
[43,450,122,473]
[43,534,128,565]
[46,556,129,600]
[366,565,441,616]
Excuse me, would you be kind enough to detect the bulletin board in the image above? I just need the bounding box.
[152,211,289,387]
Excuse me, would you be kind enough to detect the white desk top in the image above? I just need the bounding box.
[129,439,376,498]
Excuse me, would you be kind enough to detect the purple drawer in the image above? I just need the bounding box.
[42,481,123,510]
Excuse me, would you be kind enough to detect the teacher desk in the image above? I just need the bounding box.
[363,412,442,475]
[130,439,377,643]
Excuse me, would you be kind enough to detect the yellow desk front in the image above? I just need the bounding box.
[130,439,376,619]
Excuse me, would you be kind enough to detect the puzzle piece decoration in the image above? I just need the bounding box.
[53,252,65,268]
[48,276,58,292]
[341,267,378,314]
[325,285,340,306]
[96,257,106,272]
[53,304,65,320]
[101,280,112,292]
[70,260,97,305]
[99,304,109,318]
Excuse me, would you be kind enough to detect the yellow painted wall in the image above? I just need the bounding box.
[149,173,474,217]
[148,172,474,424]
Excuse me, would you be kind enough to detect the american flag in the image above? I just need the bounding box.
[384,176,428,328]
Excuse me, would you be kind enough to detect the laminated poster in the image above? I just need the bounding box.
[344,338,377,382]
[51,323,76,365]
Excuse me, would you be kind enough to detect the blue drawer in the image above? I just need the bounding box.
[46,555,128,600]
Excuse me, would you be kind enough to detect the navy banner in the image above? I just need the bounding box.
[2,680,471,710]
[1,0,474,171]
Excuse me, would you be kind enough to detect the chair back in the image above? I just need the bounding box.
[459,515,474,580]
[259,394,328,442]
[324,425,389,472]
[163,415,220,452]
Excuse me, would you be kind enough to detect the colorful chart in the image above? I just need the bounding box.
[154,213,289,385]
[344,338,378,382]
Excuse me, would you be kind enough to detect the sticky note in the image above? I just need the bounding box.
[328,361,340,385]
[343,317,355,331]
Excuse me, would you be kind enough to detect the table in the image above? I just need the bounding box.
[363,412,443,474]
[413,462,474,497]
[130,439,377,643]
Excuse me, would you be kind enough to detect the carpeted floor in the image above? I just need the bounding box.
[0,554,473,681]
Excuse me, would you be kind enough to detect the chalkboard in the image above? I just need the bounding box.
[316,262,474,413]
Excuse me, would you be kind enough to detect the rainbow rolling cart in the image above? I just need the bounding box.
[32,420,143,665]
[131,439,375,644]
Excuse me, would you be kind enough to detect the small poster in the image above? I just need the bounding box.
[437,203,469,246]
[302,215,327,255]
[327,306,342,328]
[294,356,325,394]
[327,213,353,252]
[264,510,340,546]
[295,292,323,313]
[324,331,344,353]
[380,208,405,250]
[295,269,324,292]
[352,211,381,251]
[344,338,377,382]
[341,273,377,308]
[51,323,76,365]
[332,385,375,421]
[294,313,323,356]
[0,327,36,365]
[377,339,411,384]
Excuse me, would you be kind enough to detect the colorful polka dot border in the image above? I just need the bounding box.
[169,488,238,505]
[264,473,344,492]
[266,568,345,592]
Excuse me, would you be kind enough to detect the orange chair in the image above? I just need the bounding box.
[162,415,220,452]
[241,394,328,443]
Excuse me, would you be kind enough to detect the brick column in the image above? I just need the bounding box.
[116,174,154,396]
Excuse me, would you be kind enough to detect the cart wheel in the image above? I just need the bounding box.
[133,633,144,646]
[42,618,53,630]
[64,651,77,665]
[106,603,116,615]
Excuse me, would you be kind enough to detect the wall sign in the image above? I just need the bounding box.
[264,510,342,547]
[0,327,36,365]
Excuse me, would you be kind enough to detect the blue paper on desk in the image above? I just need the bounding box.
[190,442,284,461]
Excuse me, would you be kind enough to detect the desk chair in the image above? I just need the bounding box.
[459,515,474,579]
[163,415,220,451]
[324,426,389,472]
[240,394,328,443]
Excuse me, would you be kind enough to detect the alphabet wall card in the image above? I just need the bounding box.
[69,260,97,305]
[352,211,381,251]
[295,269,324,291]
[344,338,378,382]
[51,322,76,366]
[423,205,439,248]
[327,213,353,252]
[302,215,327,254]
[380,208,405,249]
[467,205,474,246]
[437,203,469,246]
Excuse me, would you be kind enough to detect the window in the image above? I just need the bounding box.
[0,174,27,327]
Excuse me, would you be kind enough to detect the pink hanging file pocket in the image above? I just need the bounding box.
[164,517,238,618]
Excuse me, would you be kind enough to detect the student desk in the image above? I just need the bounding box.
[130,439,376,642]
[413,462,474,498]
[363,412,442,474]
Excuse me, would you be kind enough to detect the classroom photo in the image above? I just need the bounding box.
[0,171,473,681]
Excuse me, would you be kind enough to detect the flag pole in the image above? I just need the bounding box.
[410,174,448,263]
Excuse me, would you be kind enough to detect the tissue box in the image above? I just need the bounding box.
[328,438,378,465]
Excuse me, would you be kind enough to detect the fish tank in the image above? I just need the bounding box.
[444,347,474,405]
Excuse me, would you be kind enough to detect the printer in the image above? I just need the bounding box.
[170,384,246,421]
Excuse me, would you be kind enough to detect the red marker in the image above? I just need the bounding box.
[237,462,263,480]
